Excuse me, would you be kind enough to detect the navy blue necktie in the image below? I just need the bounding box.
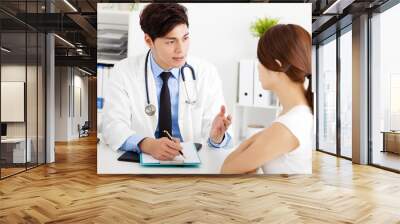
[158,72,172,138]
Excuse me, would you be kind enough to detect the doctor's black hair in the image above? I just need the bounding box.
[140,3,189,41]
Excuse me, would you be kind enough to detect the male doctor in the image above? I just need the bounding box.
[102,3,232,161]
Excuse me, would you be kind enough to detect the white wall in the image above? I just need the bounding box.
[129,3,311,112]
[72,73,89,138]
[55,67,69,141]
[1,65,26,140]
[1,67,25,124]
[54,67,89,141]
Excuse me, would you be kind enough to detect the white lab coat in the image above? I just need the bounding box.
[102,53,228,151]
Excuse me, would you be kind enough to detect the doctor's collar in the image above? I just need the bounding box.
[149,51,180,79]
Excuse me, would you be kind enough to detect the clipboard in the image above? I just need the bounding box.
[117,143,202,164]
[140,142,201,166]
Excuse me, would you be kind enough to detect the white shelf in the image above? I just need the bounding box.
[233,102,281,144]
[97,59,119,65]
[235,103,280,110]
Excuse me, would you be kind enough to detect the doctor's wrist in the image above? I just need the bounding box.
[138,137,154,154]
[210,134,224,145]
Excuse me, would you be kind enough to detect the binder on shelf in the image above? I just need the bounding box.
[238,60,254,106]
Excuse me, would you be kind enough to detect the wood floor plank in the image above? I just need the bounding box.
[0,135,399,223]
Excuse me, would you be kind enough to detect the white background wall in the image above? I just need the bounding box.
[128,3,311,113]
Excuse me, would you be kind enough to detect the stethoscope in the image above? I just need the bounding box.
[144,50,198,116]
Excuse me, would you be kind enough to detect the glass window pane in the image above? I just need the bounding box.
[27,31,38,169]
[1,31,27,177]
[38,32,45,165]
[1,0,46,179]
[371,4,400,171]
[318,36,337,154]
[340,29,352,158]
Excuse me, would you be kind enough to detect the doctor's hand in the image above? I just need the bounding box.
[210,105,232,144]
[139,137,182,161]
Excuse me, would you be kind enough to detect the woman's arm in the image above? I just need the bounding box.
[220,122,299,174]
[221,131,262,163]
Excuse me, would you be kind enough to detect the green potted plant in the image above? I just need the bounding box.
[250,17,279,38]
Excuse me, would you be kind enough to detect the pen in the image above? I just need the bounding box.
[163,130,185,158]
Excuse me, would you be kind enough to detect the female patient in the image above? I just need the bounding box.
[221,24,313,174]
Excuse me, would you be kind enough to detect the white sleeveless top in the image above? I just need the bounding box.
[262,105,314,174]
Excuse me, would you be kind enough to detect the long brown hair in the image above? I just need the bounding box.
[257,24,313,113]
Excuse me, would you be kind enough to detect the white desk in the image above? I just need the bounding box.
[1,138,31,163]
[97,142,235,174]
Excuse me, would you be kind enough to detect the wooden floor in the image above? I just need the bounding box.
[1,163,45,178]
[1,167,26,178]
[1,135,400,223]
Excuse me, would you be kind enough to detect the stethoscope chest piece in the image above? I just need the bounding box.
[145,104,156,116]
